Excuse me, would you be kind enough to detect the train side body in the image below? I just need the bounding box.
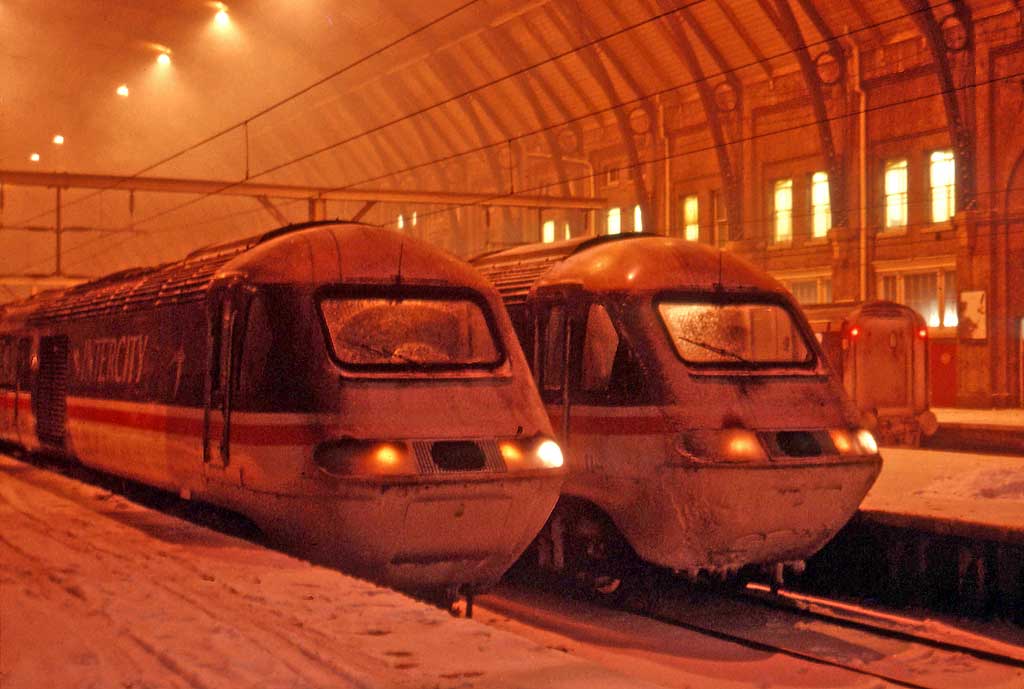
[0,222,564,592]
[473,235,882,577]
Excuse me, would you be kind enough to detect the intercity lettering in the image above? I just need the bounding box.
[72,335,149,385]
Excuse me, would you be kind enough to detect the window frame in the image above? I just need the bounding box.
[772,178,794,244]
[883,158,909,231]
[929,149,956,224]
[654,291,819,372]
[315,284,508,375]
[810,171,832,239]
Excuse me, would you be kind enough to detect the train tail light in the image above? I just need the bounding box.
[314,439,416,476]
[918,327,928,339]
[849,326,860,338]
[499,437,564,469]
[673,429,768,464]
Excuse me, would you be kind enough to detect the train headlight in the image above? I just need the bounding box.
[855,429,879,455]
[535,439,564,469]
[673,429,767,463]
[499,437,564,470]
[314,439,416,477]
[828,429,856,455]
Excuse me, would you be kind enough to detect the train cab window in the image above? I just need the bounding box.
[581,304,617,393]
[658,300,814,368]
[319,291,503,371]
[578,303,646,404]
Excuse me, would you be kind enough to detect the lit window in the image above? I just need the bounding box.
[878,269,958,328]
[563,222,571,240]
[884,159,908,229]
[633,205,643,232]
[811,172,831,238]
[683,195,699,241]
[773,179,793,243]
[411,211,418,226]
[943,270,958,327]
[607,207,621,235]
[930,150,955,223]
[786,277,832,305]
[397,214,405,230]
[542,220,555,244]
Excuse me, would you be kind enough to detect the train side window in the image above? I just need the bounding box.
[540,305,566,394]
[581,304,617,393]
[0,337,12,388]
[577,303,647,405]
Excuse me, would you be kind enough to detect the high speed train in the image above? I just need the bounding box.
[472,234,882,595]
[0,221,564,597]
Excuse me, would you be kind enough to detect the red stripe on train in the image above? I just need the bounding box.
[64,400,330,446]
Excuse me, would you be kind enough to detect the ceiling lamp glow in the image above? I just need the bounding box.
[30,153,40,162]
[52,134,64,145]
[157,52,171,66]
[116,84,129,97]
[215,8,230,26]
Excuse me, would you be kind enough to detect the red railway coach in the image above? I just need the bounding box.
[472,234,882,594]
[0,221,564,597]
[801,300,938,446]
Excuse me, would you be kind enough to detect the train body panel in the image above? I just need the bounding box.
[472,234,881,580]
[0,222,564,592]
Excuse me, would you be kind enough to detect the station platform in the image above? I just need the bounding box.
[860,447,1024,544]
[924,407,1024,455]
[805,446,1024,617]
[0,452,656,689]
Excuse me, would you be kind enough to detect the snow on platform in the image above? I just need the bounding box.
[860,447,1024,543]
[933,407,1024,429]
[0,453,658,689]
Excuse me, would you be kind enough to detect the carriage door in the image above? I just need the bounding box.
[34,335,69,449]
[534,286,584,445]
[203,281,234,468]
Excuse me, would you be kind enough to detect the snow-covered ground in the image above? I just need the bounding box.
[4,446,1023,689]
[0,452,659,689]
[933,407,1024,429]
[863,447,1024,534]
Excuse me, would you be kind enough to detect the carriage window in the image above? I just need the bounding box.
[541,305,566,392]
[658,301,813,367]
[320,294,501,369]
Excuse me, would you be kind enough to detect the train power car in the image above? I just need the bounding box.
[472,234,882,594]
[0,221,565,597]
[802,300,938,446]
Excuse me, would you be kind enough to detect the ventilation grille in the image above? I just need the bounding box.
[35,336,69,447]
[412,440,506,474]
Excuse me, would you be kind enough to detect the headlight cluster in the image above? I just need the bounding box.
[499,437,564,469]
[828,428,879,455]
[674,429,768,463]
[314,439,417,476]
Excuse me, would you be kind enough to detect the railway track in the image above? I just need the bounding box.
[479,576,1024,689]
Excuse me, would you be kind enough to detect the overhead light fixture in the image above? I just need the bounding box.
[157,52,171,66]
[52,134,65,145]
[30,153,40,162]
[116,84,129,97]
[215,8,230,26]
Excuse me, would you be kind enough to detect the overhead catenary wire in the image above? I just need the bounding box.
[1,0,1011,277]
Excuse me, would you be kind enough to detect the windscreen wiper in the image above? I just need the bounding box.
[676,334,752,364]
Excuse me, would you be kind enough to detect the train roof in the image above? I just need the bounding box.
[11,221,492,325]
[801,300,928,330]
[471,233,787,304]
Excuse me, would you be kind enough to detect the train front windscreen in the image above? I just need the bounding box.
[318,289,504,371]
[657,299,814,368]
